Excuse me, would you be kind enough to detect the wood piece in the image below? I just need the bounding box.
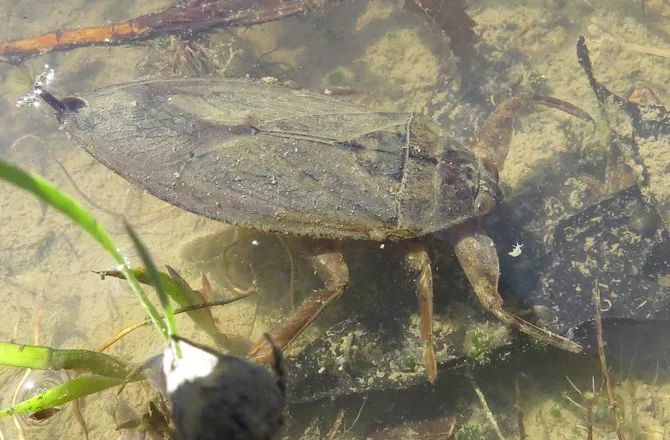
[0,0,329,59]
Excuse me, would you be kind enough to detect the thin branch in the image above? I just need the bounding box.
[619,41,670,60]
[445,418,456,439]
[326,409,345,440]
[593,283,626,440]
[0,0,331,59]
[97,293,254,352]
[468,373,506,440]
[514,379,526,440]
[563,394,585,411]
[344,395,368,433]
[565,375,583,396]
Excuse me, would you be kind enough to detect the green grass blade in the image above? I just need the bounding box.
[0,342,135,379]
[0,160,166,339]
[0,374,129,417]
[124,221,180,356]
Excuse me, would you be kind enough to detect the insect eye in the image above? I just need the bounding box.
[61,97,87,113]
[473,192,495,217]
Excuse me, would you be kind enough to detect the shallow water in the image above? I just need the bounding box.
[0,0,669,438]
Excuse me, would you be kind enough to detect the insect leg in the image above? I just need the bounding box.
[404,244,437,383]
[249,251,349,364]
[472,94,592,175]
[447,223,583,354]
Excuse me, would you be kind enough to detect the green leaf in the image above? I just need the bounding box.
[0,375,129,417]
[0,342,135,379]
[124,221,180,357]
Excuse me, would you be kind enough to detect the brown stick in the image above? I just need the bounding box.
[445,419,457,440]
[97,294,253,352]
[0,0,329,59]
[619,41,670,60]
[592,283,626,440]
[326,409,346,440]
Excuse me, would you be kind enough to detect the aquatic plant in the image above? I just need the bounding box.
[0,160,190,419]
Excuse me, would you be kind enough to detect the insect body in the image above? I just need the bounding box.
[39,78,590,382]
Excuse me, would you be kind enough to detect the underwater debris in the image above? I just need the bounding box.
[592,284,626,440]
[577,36,670,228]
[0,0,333,59]
[406,0,477,70]
[508,242,524,257]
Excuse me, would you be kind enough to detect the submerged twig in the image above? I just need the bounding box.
[586,394,594,440]
[514,378,526,440]
[586,376,596,440]
[325,409,346,440]
[0,0,331,59]
[593,283,626,440]
[175,295,253,313]
[276,236,296,310]
[97,294,253,352]
[445,419,457,440]
[565,375,583,396]
[70,378,89,440]
[563,394,585,411]
[564,376,596,439]
[468,373,506,440]
[344,395,368,434]
[619,41,670,60]
[97,322,146,353]
[53,159,121,218]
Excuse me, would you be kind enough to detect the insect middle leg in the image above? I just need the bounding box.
[404,244,438,383]
[249,250,349,364]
